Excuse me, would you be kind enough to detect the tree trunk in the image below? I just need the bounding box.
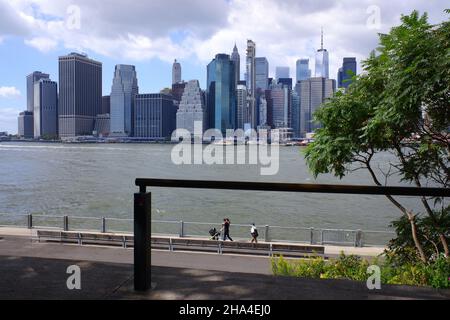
[365,160,428,262]
[407,213,427,263]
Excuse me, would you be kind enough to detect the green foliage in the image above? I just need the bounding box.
[271,253,450,289]
[386,206,450,265]
[304,9,450,261]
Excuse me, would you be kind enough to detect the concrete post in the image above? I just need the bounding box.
[27,214,33,229]
[134,192,152,291]
[101,217,106,233]
[63,216,69,231]
[265,225,270,242]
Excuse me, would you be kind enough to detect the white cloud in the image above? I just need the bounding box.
[0,0,449,79]
[24,37,58,52]
[0,87,21,98]
[0,106,21,134]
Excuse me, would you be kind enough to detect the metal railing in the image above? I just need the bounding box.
[0,212,394,247]
[132,178,450,291]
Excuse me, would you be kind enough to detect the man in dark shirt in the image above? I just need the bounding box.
[222,218,233,241]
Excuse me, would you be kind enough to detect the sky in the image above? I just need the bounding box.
[0,0,448,134]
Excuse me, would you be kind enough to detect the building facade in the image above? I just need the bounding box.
[27,71,49,113]
[172,59,182,84]
[236,84,247,129]
[101,96,111,115]
[58,53,102,138]
[296,59,311,83]
[231,44,240,89]
[134,94,176,139]
[315,31,329,79]
[255,57,269,90]
[110,64,138,137]
[246,40,256,128]
[18,111,34,139]
[206,54,236,133]
[176,80,206,135]
[34,79,58,139]
[270,83,291,129]
[275,66,290,79]
[338,57,357,89]
[299,77,336,137]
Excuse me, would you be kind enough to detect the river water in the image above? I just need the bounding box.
[0,141,427,239]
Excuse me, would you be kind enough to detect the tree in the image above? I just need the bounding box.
[305,10,449,262]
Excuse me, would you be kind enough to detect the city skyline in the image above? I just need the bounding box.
[0,0,449,134]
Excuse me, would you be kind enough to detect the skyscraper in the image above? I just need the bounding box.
[296,59,311,83]
[231,44,240,88]
[134,93,176,139]
[58,53,102,138]
[18,111,34,139]
[176,80,206,135]
[315,29,329,79]
[275,67,290,79]
[172,59,182,84]
[270,83,291,129]
[236,84,247,129]
[34,79,58,139]
[101,96,111,115]
[337,57,357,89]
[27,71,49,113]
[246,40,256,128]
[299,77,335,137]
[110,64,139,137]
[255,57,269,90]
[291,90,300,138]
[206,54,236,133]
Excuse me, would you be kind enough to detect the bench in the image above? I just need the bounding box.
[36,230,325,257]
[37,230,133,248]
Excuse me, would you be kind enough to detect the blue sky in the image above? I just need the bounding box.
[0,0,448,134]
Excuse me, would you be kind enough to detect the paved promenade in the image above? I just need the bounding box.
[1,228,449,300]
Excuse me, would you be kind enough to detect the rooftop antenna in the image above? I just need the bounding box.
[321,27,324,50]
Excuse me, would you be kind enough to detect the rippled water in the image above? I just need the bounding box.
[0,142,426,234]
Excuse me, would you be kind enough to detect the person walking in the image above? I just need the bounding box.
[250,223,258,243]
[222,218,233,241]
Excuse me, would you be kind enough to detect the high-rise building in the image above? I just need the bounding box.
[338,57,357,89]
[110,64,139,137]
[246,40,256,128]
[291,90,300,138]
[277,78,293,90]
[58,53,102,138]
[231,44,240,89]
[275,67,290,79]
[299,77,336,137]
[18,111,34,139]
[176,80,206,135]
[296,59,311,83]
[236,84,247,129]
[255,57,269,90]
[172,59,182,84]
[172,82,186,107]
[270,83,291,129]
[101,96,110,115]
[258,94,268,127]
[134,93,177,139]
[94,114,110,137]
[34,79,58,139]
[27,71,49,113]
[315,29,329,79]
[206,54,236,133]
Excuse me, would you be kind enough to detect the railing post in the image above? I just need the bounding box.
[134,191,152,291]
[265,225,270,242]
[27,213,33,229]
[320,230,324,245]
[355,230,363,247]
[179,220,184,238]
[63,216,69,231]
[310,227,314,245]
[101,217,106,233]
